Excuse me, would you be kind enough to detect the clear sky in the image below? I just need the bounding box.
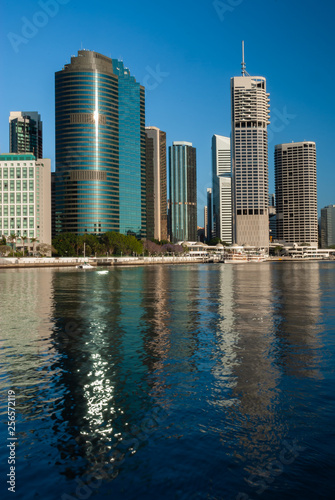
[1,0,334,225]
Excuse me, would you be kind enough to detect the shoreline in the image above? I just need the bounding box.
[1,255,334,269]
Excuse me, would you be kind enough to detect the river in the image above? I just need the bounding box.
[0,262,335,499]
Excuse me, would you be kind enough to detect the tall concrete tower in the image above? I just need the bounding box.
[275,141,318,246]
[231,42,270,247]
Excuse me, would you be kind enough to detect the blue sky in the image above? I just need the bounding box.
[1,0,334,225]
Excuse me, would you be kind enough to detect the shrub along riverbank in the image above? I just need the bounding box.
[52,232,186,257]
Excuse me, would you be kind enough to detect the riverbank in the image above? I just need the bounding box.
[1,255,334,269]
[0,255,212,269]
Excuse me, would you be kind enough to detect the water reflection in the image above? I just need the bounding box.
[0,262,332,500]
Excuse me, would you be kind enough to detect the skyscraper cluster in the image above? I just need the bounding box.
[210,44,320,248]
[1,46,329,250]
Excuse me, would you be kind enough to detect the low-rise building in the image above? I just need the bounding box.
[0,153,51,251]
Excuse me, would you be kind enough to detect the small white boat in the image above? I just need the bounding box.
[76,262,94,269]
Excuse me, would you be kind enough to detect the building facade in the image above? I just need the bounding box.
[206,188,212,241]
[275,141,318,246]
[204,205,208,240]
[268,193,277,241]
[169,141,197,242]
[212,135,232,244]
[231,73,270,247]
[0,153,51,247]
[55,50,145,237]
[9,112,43,159]
[145,127,167,241]
[320,205,335,248]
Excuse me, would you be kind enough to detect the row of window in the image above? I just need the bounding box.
[0,206,34,216]
[0,167,35,178]
[0,181,35,191]
[0,193,35,203]
[0,218,35,229]
[237,209,266,215]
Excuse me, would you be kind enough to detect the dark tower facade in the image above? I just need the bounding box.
[9,112,43,158]
[169,141,197,242]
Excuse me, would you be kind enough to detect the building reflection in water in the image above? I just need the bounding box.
[0,262,326,496]
[208,262,323,477]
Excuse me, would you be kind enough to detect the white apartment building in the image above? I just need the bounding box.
[212,135,232,244]
[0,153,51,249]
[275,141,318,246]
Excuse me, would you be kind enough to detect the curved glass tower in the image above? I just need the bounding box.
[55,50,145,236]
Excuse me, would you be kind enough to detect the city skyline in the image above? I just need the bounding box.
[1,0,335,226]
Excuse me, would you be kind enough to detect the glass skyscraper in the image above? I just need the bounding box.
[55,50,145,236]
[169,141,197,242]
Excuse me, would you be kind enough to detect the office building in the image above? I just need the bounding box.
[204,206,208,240]
[320,205,335,248]
[55,50,145,236]
[9,112,43,158]
[268,193,277,241]
[206,188,212,241]
[275,141,318,246]
[0,153,51,247]
[212,135,232,244]
[145,127,167,241]
[169,141,197,242]
[231,46,270,247]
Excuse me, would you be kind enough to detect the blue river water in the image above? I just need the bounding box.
[0,262,335,500]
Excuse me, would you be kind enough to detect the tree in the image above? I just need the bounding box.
[7,233,17,252]
[0,245,11,257]
[37,243,52,256]
[20,235,27,256]
[30,237,38,256]
[208,237,221,246]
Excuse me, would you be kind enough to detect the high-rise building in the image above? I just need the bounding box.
[55,50,145,236]
[0,153,51,246]
[275,141,318,246]
[9,112,43,158]
[169,141,197,242]
[212,135,232,244]
[231,46,270,247]
[206,188,212,241]
[145,127,167,241]
[268,193,277,241]
[321,205,335,248]
[204,206,208,240]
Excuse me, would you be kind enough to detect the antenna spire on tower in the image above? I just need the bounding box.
[241,41,249,76]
